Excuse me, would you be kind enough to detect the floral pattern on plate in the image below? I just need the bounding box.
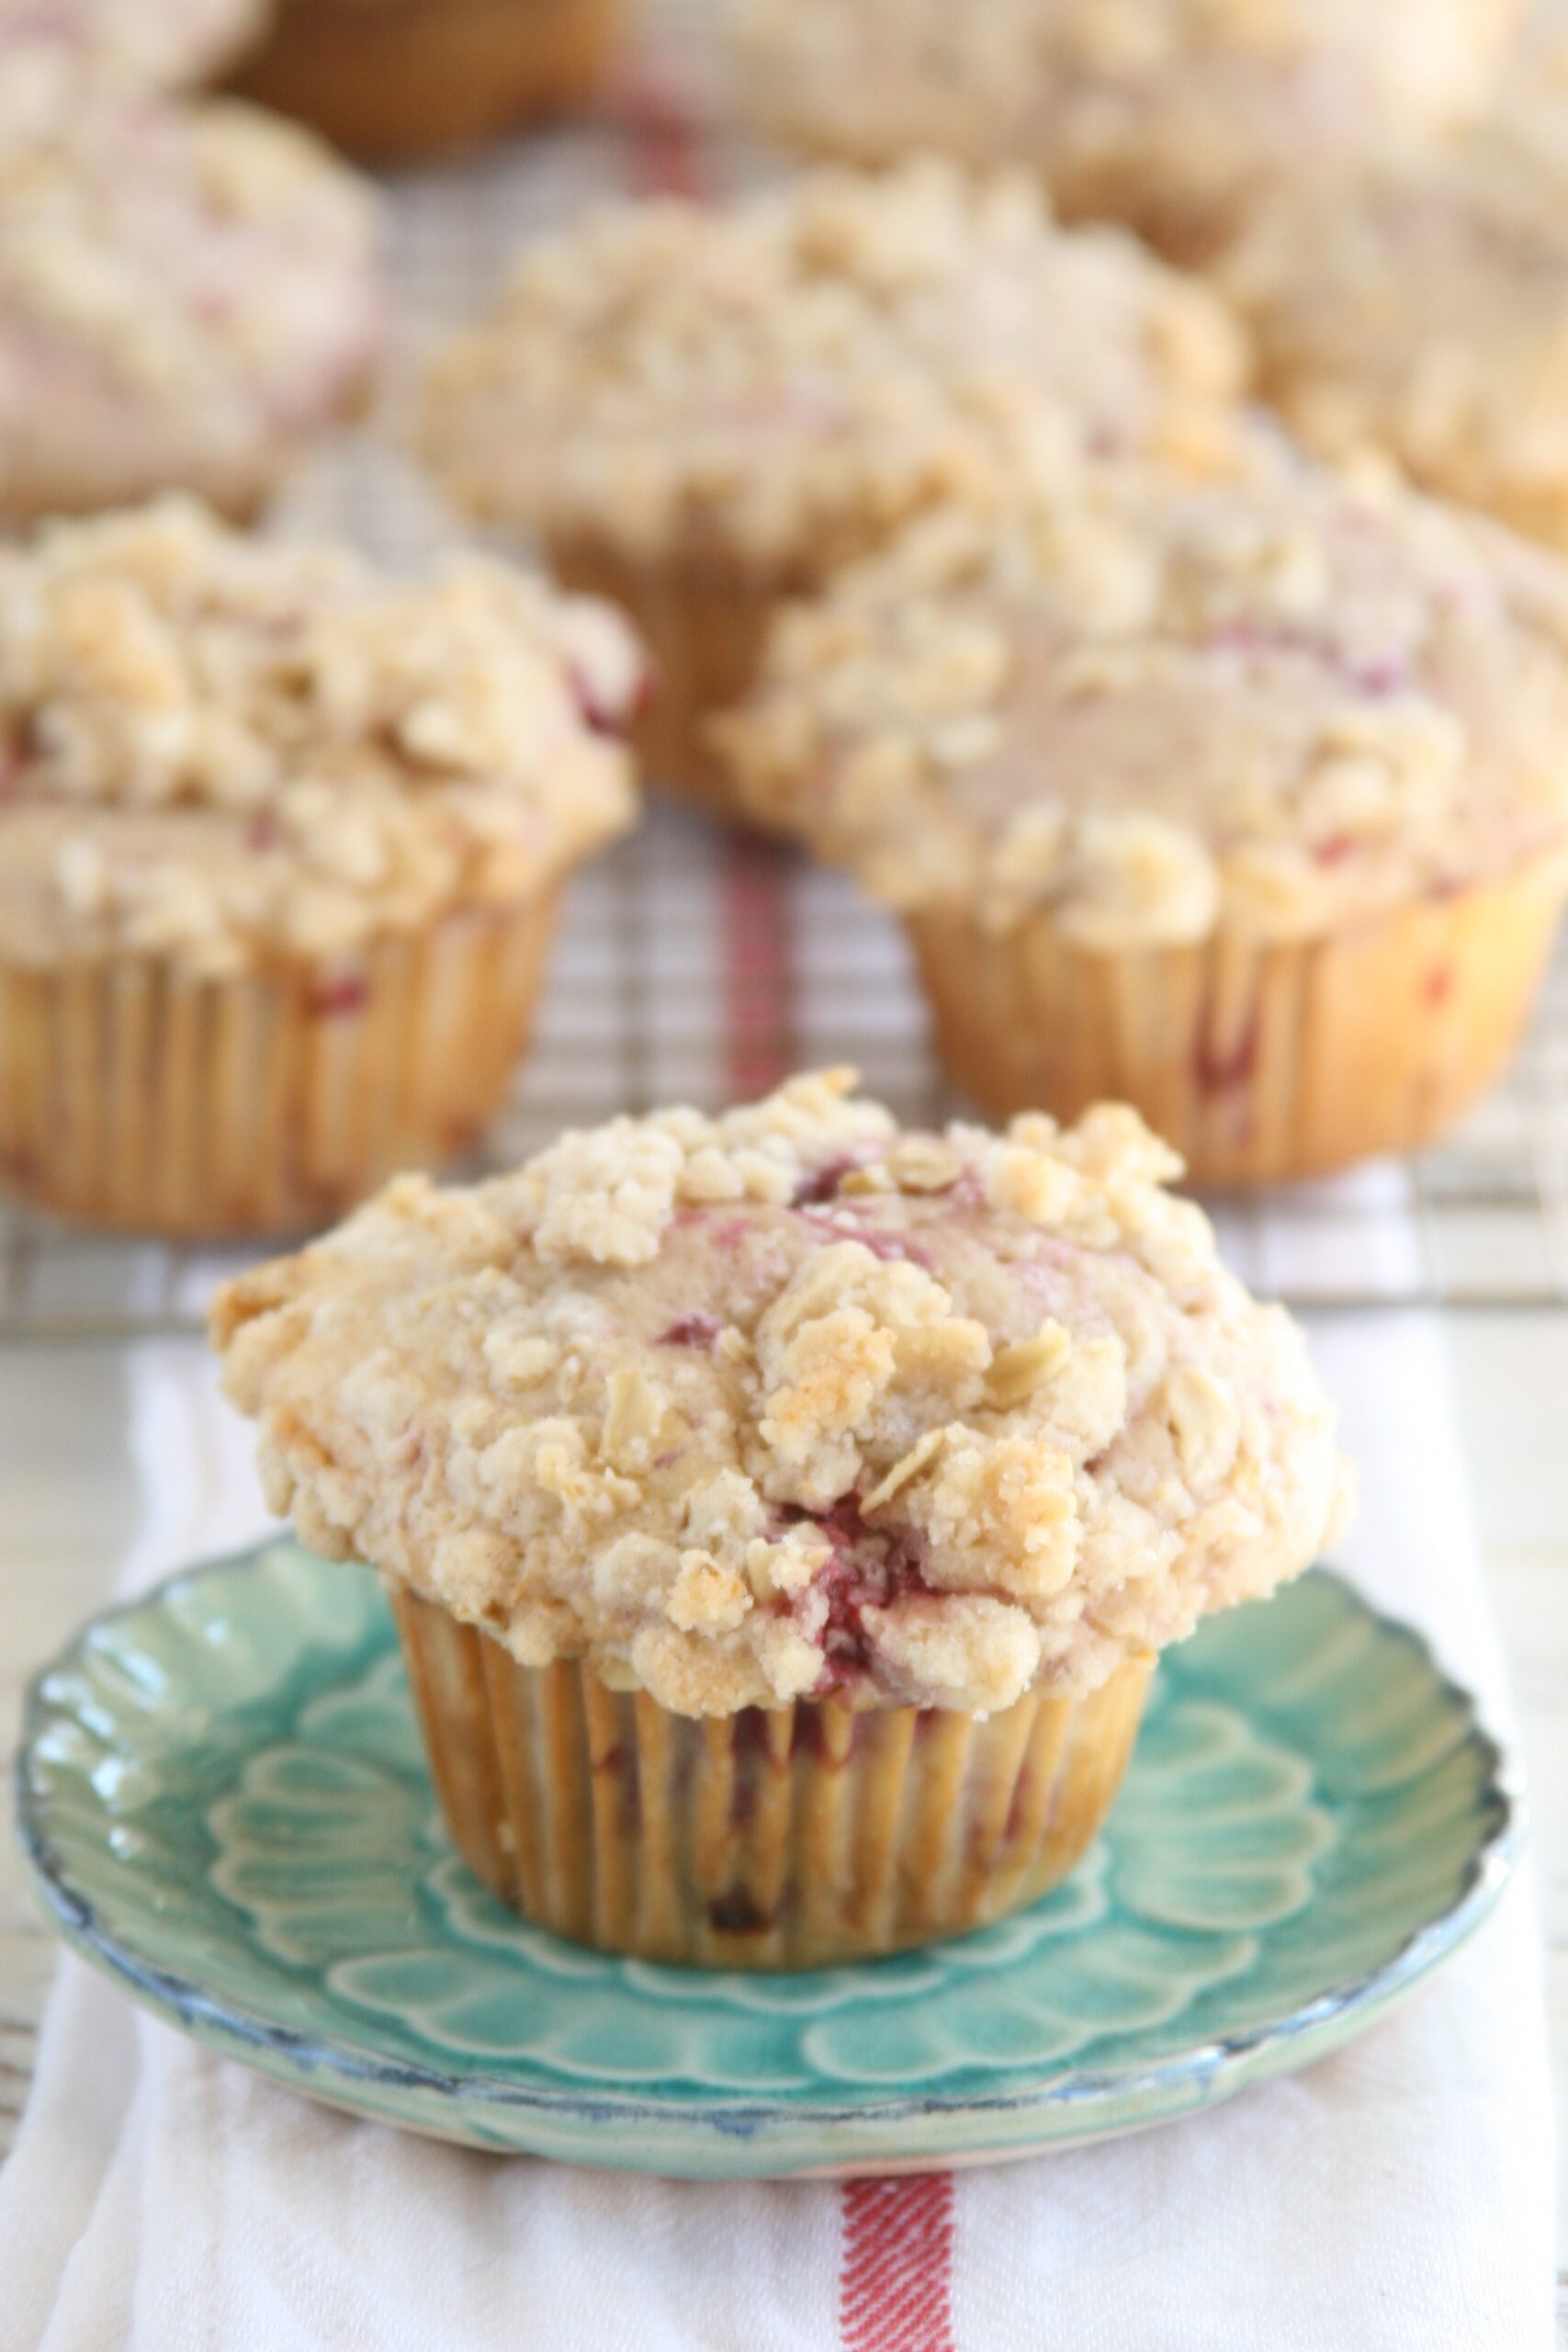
[17,1542,1522,2177]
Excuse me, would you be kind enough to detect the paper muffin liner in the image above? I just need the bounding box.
[548,531,809,819]
[0,888,558,1237]
[904,858,1567,1188]
[389,1583,1152,1970]
[233,0,625,163]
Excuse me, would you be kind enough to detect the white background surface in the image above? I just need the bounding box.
[0,1313,1562,2335]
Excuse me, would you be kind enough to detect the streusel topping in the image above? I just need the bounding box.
[0,55,383,518]
[417,160,1247,566]
[718,461,1568,942]
[0,501,642,971]
[1217,46,1568,548]
[214,1070,1349,1719]
[729,0,1520,262]
[0,0,265,87]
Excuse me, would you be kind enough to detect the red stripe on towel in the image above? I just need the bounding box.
[615,40,711,202]
[617,48,799,1101]
[840,2176,958,2352]
[720,827,796,1098]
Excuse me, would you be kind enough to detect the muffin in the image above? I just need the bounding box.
[212,1068,1349,1969]
[416,159,1249,810]
[230,0,626,164]
[1216,35,1568,553]
[0,53,385,526]
[719,464,1568,1187]
[728,0,1523,266]
[0,0,265,87]
[0,499,642,1236]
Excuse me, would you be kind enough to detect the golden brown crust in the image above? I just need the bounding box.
[230,0,625,164]
[214,1070,1350,1718]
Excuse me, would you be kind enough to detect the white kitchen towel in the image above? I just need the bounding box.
[0,1317,1553,2352]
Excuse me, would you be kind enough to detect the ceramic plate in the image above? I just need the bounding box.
[17,1541,1522,2178]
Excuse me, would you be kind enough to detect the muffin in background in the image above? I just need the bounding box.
[0,0,265,87]
[0,53,385,526]
[230,0,626,164]
[212,1068,1350,1969]
[727,0,1523,266]
[719,463,1568,1187]
[1216,28,1568,554]
[0,499,642,1236]
[416,159,1249,810]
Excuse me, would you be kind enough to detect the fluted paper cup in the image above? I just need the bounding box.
[390,1582,1152,1971]
[905,859,1566,1188]
[0,888,558,1236]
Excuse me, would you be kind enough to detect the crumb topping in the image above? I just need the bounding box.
[717,460,1568,941]
[730,0,1519,261]
[417,159,1247,566]
[0,500,643,971]
[0,0,265,86]
[0,56,383,517]
[213,1069,1350,1718]
[1217,48,1568,546]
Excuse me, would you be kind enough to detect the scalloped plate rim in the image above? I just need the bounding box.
[13,1545,1529,2175]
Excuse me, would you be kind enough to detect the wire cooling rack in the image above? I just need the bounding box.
[8,802,1568,1334]
[6,92,1568,1336]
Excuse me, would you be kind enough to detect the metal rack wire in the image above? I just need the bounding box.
[5,111,1567,1337]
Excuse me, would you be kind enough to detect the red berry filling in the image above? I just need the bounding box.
[656,1311,722,1351]
[778,1494,935,1696]
[309,973,370,1018]
[1202,620,1414,702]
[791,1153,862,1206]
[795,1201,933,1267]
[1193,1003,1261,1096]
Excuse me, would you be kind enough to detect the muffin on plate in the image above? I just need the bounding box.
[212,1068,1349,1969]
[718,463,1568,1187]
[0,0,265,87]
[0,53,385,526]
[728,0,1522,266]
[416,159,1249,810]
[0,499,642,1236]
[1216,32,1568,553]
[230,0,626,164]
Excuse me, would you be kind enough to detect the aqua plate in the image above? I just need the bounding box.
[16,1540,1523,2178]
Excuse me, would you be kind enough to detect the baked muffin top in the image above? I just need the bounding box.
[0,500,643,971]
[728,0,1520,264]
[0,0,265,87]
[1217,38,1568,547]
[417,159,1247,568]
[214,1069,1349,1720]
[717,460,1568,942]
[0,54,384,519]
